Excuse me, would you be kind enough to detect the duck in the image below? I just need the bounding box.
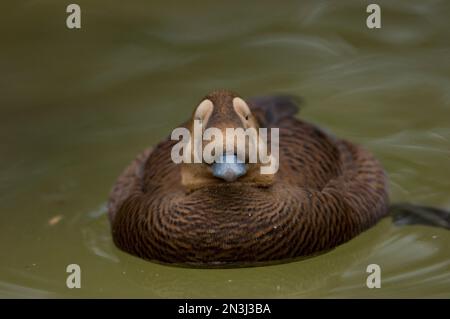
[108,89,389,266]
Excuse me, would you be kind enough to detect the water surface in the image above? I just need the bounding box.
[0,0,449,298]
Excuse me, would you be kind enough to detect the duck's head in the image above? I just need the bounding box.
[180,90,277,191]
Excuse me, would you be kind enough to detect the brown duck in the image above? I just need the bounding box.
[108,89,391,266]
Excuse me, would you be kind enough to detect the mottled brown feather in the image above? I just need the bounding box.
[108,92,389,265]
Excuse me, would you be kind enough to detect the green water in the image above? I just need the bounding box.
[1,0,449,298]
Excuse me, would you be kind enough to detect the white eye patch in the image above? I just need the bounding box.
[232,97,251,120]
[194,99,214,124]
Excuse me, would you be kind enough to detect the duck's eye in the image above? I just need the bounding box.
[233,97,252,123]
[194,99,213,125]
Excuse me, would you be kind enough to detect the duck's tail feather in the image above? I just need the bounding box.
[248,95,302,126]
[389,203,450,230]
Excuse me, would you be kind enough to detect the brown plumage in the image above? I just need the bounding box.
[108,90,389,266]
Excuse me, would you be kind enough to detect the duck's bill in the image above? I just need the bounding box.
[211,154,247,182]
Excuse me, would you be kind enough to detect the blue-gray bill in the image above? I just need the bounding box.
[212,154,247,182]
